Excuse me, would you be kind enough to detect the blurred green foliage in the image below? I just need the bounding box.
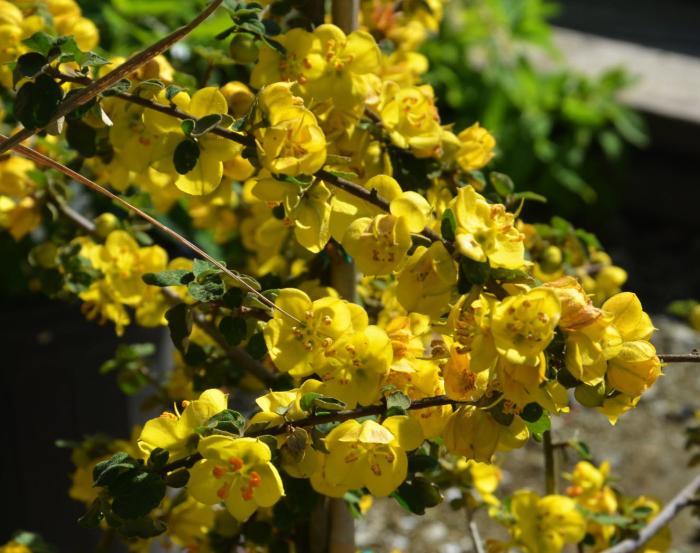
[424,0,648,214]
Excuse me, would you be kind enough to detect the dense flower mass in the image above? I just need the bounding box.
[0,0,684,552]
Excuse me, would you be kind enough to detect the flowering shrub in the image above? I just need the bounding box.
[0,0,697,552]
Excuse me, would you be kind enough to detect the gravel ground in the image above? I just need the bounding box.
[356,316,700,553]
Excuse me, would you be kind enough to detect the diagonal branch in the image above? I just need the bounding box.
[0,0,224,156]
[599,474,700,553]
[0,134,301,324]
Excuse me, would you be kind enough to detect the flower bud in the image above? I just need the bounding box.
[94,213,120,239]
[229,33,260,64]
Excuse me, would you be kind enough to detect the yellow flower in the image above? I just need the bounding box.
[167,496,216,551]
[248,379,324,478]
[379,82,443,158]
[443,344,489,402]
[603,292,660,397]
[395,242,457,318]
[250,28,326,89]
[450,186,525,269]
[0,196,41,240]
[443,406,528,462]
[342,190,431,275]
[188,435,284,521]
[0,542,31,553]
[305,24,381,109]
[252,172,332,253]
[313,416,423,496]
[138,388,228,461]
[510,491,587,553]
[263,288,364,377]
[544,276,602,331]
[255,83,327,176]
[490,288,561,365]
[455,123,496,172]
[0,156,35,197]
[319,325,393,407]
[146,87,241,195]
[565,461,618,516]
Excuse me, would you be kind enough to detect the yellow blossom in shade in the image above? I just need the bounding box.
[0,156,35,197]
[342,190,431,275]
[565,316,622,385]
[250,382,325,478]
[603,292,660,397]
[319,325,393,407]
[254,83,327,176]
[0,542,31,553]
[138,388,228,461]
[496,353,547,407]
[220,80,255,117]
[314,416,423,497]
[263,288,363,377]
[188,435,284,522]
[450,186,525,269]
[490,288,561,365]
[378,82,443,158]
[443,344,489,402]
[455,123,496,172]
[396,242,457,318]
[510,491,587,553]
[146,87,240,195]
[166,496,216,551]
[0,196,41,240]
[596,392,639,425]
[460,459,502,505]
[443,406,501,462]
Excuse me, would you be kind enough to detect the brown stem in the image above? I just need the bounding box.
[0,0,225,156]
[658,352,700,363]
[543,429,557,495]
[598,474,700,553]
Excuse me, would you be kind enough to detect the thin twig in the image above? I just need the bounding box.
[0,135,301,324]
[658,352,700,363]
[543,429,557,495]
[599,474,700,553]
[0,0,225,156]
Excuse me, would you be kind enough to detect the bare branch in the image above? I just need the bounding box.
[0,0,225,156]
[658,352,700,363]
[599,474,700,553]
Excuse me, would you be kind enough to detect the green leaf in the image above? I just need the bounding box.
[173,138,200,174]
[300,393,346,412]
[78,499,104,528]
[22,31,59,55]
[188,274,225,302]
[192,113,223,136]
[222,287,244,308]
[180,119,195,136]
[441,207,456,242]
[66,120,98,158]
[165,303,193,353]
[459,257,490,287]
[207,409,245,434]
[110,470,166,519]
[520,402,543,423]
[165,84,185,100]
[245,331,268,359]
[93,452,137,487]
[102,78,132,97]
[385,391,411,416]
[667,299,698,318]
[13,52,48,83]
[219,316,247,345]
[392,477,443,515]
[192,258,220,277]
[14,74,64,130]
[142,269,193,287]
[490,172,514,197]
[147,448,169,468]
[523,410,551,437]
